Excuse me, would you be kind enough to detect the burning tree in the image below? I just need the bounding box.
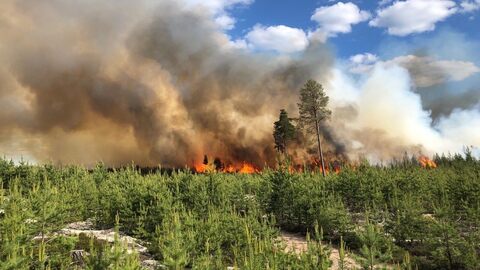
[273,109,296,155]
[298,80,331,177]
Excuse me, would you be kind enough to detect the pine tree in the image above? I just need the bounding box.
[297,80,331,176]
[273,109,296,154]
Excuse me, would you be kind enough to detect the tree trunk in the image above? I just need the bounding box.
[443,222,453,270]
[314,118,326,177]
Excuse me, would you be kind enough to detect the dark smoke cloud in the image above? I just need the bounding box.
[419,86,480,120]
[0,0,333,166]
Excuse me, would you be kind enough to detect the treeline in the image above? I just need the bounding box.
[0,154,479,269]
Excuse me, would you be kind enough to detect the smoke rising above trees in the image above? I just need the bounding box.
[0,0,478,166]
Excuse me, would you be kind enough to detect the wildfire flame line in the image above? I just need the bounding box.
[193,155,437,174]
[418,156,437,168]
[193,161,259,174]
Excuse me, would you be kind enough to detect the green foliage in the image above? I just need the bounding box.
[297,79,331,127]
[297,79,332,176]
[0,155,478,269]
[273,109,296,153]
[358,215,393,270]
[85,215,141,270]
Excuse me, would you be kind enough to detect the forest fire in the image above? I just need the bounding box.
[310,157,342,174]
[238,162,257,174]
[193,155,437,174]
[192,155,343,174]
[193,157,259,174]
[193,163,212,173]
[418,156,437,168]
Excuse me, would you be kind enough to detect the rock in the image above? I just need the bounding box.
[71,250,88,266]
[58,220,160,269]
[142,259,166,270]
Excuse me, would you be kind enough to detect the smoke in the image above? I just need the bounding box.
[0,0,478,166]
[0,0,333,166]
[326,64,480,161]
[421,86,480,119]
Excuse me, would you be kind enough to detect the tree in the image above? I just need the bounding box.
[203,155,208,165]
[297,79,331,176]
[273,109,296,155]
[358,216,393,270]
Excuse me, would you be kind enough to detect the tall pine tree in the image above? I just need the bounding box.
[297,80,331,176]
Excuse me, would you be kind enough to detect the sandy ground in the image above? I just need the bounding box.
[280,231,361,270]
[58,221,392,269]
[58,220,161,270]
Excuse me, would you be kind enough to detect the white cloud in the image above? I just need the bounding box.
[350,53,378,64]
[184,0,253,14]
[228,38,248,50]
[311,2,371,37]
[183,0,253,30]
[243,25,309,53]
[369,0,457,36]
[460,0,480,12]
[227,1,370,52]
[348,54,480,87]
[348,53,379,73]
[215,14,236,30]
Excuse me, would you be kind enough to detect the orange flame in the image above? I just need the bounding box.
[418,156,437,168]
[310,157,341,175]
[193,161,218,173]
[193,160,258,174]
[238,162,257,174]
[194,163,208,173]
[193,155,343,174]
[224,164,236,173]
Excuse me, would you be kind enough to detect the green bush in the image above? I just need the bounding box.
[0,155,478,269]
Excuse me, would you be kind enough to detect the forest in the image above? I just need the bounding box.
[0,152,478,269]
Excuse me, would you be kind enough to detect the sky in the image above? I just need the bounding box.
[197,0,480,109]
[219,0,480,58]
[186,0,480,67]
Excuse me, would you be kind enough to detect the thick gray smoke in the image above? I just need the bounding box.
[1,0,478,166]
[0,0,333,166]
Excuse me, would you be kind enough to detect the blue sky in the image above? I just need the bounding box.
[211,0,480,60]
[193,0,480,100]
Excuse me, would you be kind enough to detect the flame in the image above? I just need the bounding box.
[224,164,236,173]
[310,157,341,175]
[194,163,216,173]
[193,159,257,174]
[287,165,303,174]
[418,156,437,168]
[238,162,257,174]
[192,155,342,174]
[194,163,207,173]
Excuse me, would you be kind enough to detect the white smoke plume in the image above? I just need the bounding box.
[326,63,480,161]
